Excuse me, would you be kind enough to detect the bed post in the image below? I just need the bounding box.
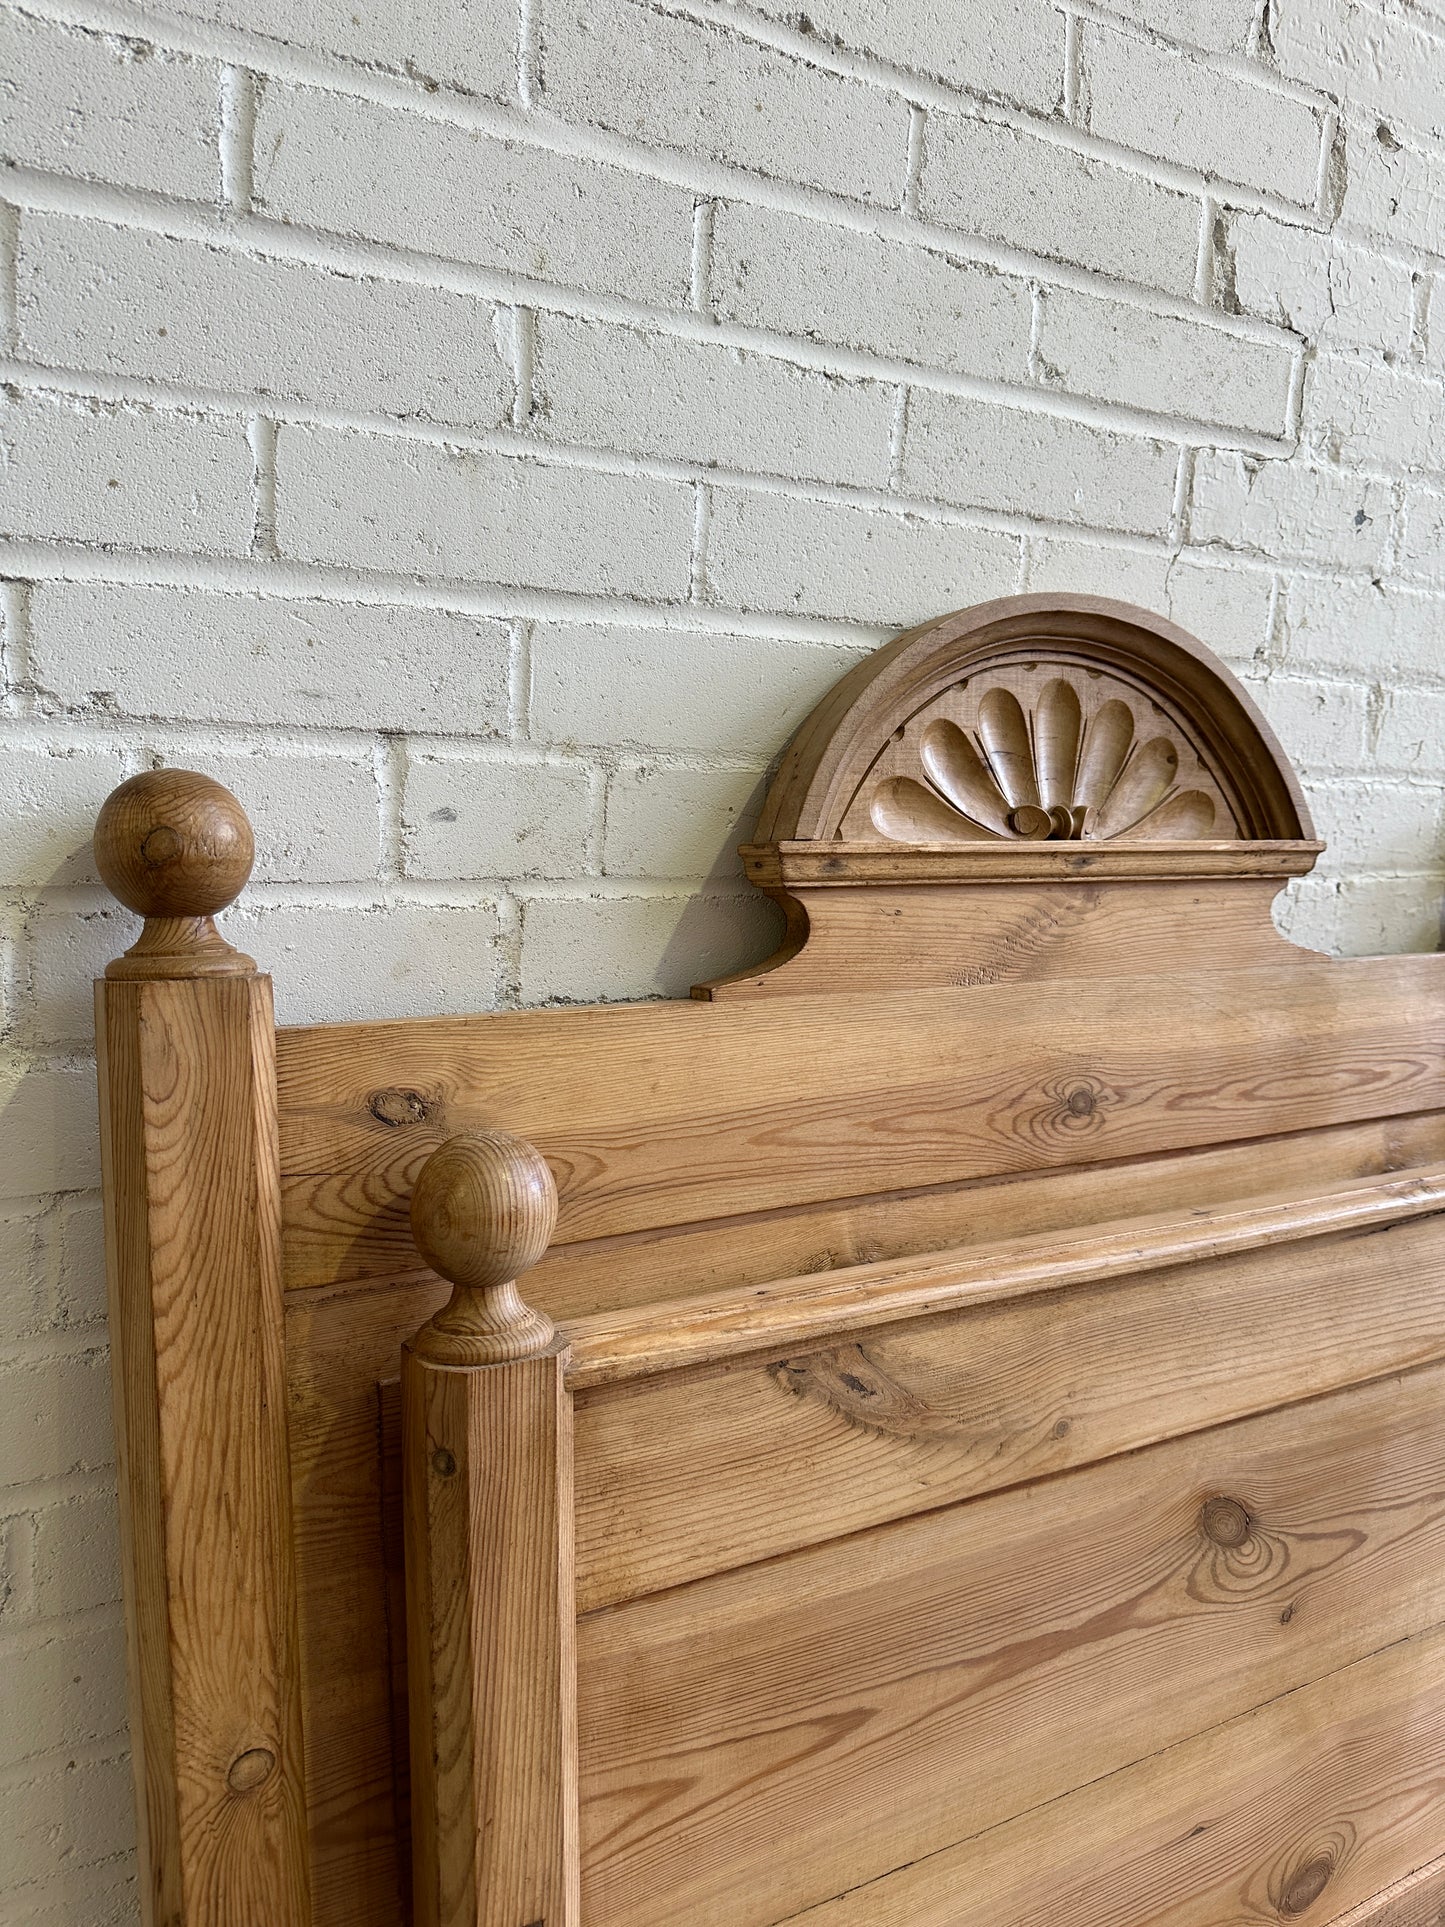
[404,1131,580,1927]
[93,770,312,1926]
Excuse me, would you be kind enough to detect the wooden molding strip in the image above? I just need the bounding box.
[741,839,1325,888]
[562,1162,1445,1388]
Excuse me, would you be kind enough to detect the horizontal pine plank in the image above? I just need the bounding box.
[573,1186,1445,1606]
[564,1161,1445,1388]
[277,956,1445,1280]
[576,1362,1445,1927]
[785,1621,1445,1927]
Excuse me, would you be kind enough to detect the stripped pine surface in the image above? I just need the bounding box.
[276,956,1445,1281]
[781,1619,1445,1927]
[575,1362,1445,1927]
[571,1193,1445,1606]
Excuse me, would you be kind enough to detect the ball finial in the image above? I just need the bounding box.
[409,1132,560,1365]
[95,769,254,920]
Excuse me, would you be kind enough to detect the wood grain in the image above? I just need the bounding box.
[563,1161,1445,1388]
[698,875,1312,999]
[277,955,1445,1282]
[404,1345,579,1927]
[575,1362,1445,1927]
[781,1620,1445,1927]
[98,974,311,1926]
[285,1106,1445,1305]
[572,1198,1445,1606]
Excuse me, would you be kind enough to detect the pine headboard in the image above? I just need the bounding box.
[93,594,1445,1927]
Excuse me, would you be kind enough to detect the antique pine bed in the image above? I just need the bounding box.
[92,593,1445,1927]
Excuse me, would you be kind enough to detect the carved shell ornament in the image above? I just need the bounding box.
[847,668,1231,846]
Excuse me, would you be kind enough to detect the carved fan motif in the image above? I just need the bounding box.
[850,672,1228,846]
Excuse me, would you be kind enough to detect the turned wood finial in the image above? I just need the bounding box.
[95,769,257,978]
[409,1131,560,1365]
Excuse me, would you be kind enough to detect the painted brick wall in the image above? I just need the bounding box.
[3,0,1444,1916]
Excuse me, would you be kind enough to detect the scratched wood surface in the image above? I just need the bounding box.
[570,1195,1445,1607]
[781,1619,1445,1927]
[574,1361,1445,1927]
[276,956,1445,1286]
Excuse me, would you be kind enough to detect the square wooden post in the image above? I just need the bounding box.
[94,771,313,1926]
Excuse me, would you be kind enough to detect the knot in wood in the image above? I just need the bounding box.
[1200,1495,1251,1548]
[227,1746,276,1793]
[1280,1853,1334,1916]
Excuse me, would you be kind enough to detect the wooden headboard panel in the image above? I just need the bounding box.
[93,594,1445,1927]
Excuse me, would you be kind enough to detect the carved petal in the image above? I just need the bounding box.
[919,720,1012,834]
[869,777,997,844]
[1033,679,1083,811]
[1095,736,1180,835]
[976,688,1039,809]
[1075,699,1135,811]
[1130,788,1218,839]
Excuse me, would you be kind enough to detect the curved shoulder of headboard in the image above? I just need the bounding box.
[699,593,1325,998]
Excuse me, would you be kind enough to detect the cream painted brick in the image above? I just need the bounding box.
[735,0,1062,110]
[1308,779,1444,870]
[537,0,911,203]
[705,490,1019,625]
[1284,574,1445,678]
[529,626,866,755]
[167,0,515,96]
[1275,1,1445,145]
[1080,19,1325,203]
[519,889,782,1001]
[20,906,131,1049]
[276,425,694,599]
[1036,289,1296,436]
[1190,451,1393,567]
[55,1197,107,1333]
[1304,352,1445,471]
[1243,675,1370,772]
[30,1492,122,1618]
[0,10,217,197]
[1098,0,1256,52]
[1377,686,1445,772]
[0,392,251,554]
[18,217,512,429]
[0,1861,139,1927]
[0,1618,127,1758]
[0,1753,133,1892]
[1343,120,1445,258]
[0,1212,48,1346]
[403,754,593,879]
[252,82,695,306]
[711,203,1032,381]
[29,585,510,734]
[1399,487,1445,575]
[532,319,895,488]
[0,746,127,887]
[1222,213,1415,355]
[604,765,766,879]
[0,1351,115,1484]
[0,1068,100,1199]
[154,749,381,882]
[1327,875,1445,954]
[1025,537,1274,664]
[901,390,1179,535]
[228,900,503,1024]
[918,111,1201,295]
